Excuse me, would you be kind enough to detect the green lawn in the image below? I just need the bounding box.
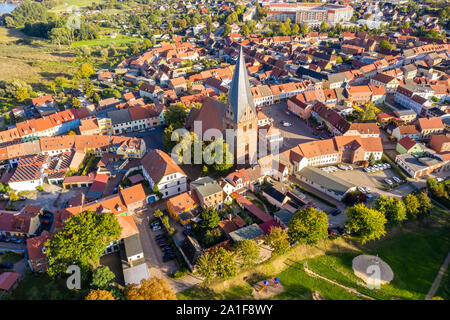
[436,269,449,300]
[2,273,88,300]
[71,35,141,48]
[178,284,254,300]
[0,252,24,264]
[50,0,105,12]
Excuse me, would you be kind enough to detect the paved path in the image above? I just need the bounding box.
[133,209,202,294]
[303,263,375,300]
[426,251,450,300]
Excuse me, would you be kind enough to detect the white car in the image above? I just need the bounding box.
[436,177,444,183]
[384,178,393,185]
[364,187,371,193]
[338,164,347,170]
[282,122,292,127]
[357,186,366,194]
[392,176,401,183]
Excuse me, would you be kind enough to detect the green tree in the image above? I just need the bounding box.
[288,207,328,245]
[203,138,233,173]
[403,194,420,219]
[416,192,432,217]
[346,203,387,244]
[91,266,115,289]
[263,226,290,255]
[200,207,221,229]
[71,97,81,108]
[358,101,377,121]
[235,239,260,267]
[320,21,328,32]
[300,23,309,34]
[195,247,237,281]
[375,196,407,224]
[369,153,376,166]
[241,25,250,37]
[46,210,122,277]
[153,209,163,218]
[76,63,95,79]
[379,40,392,50]
[224,24,232,36]
[8,0,47,28]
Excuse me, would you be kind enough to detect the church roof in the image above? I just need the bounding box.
[227,47,256,123]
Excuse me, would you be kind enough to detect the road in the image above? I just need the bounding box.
[132,206,202,293]
[123,126,165,152]
[426,251,450,300]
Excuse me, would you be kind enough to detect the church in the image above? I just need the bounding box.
[186,47,258,165]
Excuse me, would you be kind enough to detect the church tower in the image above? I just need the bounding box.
[223,47,258,165]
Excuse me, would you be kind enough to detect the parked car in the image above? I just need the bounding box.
[436,177,444,183]
[357,186,366,194]
[330,209,341,216]
[364,187,371,193]
[327,228,335,236]
[163,254,175,262]
[18,197,27,201]
[384,178,393,185]
[155,234,167,240]
[152,225,162,231]
[282,121,292,127]
[392,176,401,183]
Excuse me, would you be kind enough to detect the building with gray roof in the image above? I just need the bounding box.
[229,223,265,242]
[296,167,356,200]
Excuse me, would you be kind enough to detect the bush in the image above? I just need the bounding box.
[172,269,189,279]
[36,185,44,192]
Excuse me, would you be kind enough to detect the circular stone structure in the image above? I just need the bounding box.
[352,255,394,286]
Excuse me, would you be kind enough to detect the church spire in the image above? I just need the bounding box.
[227,46,256,123]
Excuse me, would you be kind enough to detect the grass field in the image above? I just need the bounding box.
[2,273,87,300]
[178,206,450,300]
[50,0,105,12]
[71,35,141,48]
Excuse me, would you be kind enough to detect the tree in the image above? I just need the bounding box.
[76,63,95,79]
[379,40,392,50]
[200,207,221,229]
[300,23,309,34]
[288,207,328,245]
[236,239,260,267]
[358,101,377,121]
[292,23,300,35]
[91,266,115,289]
[71,97,81,108]
[375,196,407,224]
[9,192,18,202]
[195,247,237,281]
[45,210,122,277]
[203,138,233,173]
[416,192,432,217]
[8,0,47,28]
[369,153,376,166]
[403,194,420,219]
[85,289,115,300]
[224,24,232,36]
[241,25,250,37]
[153,209,163,218]
[320,21,328,32]
[126,278,177,300]
[346,203,387,244]
[263,226,290,255]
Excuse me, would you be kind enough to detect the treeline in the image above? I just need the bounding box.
[2,0,100,44]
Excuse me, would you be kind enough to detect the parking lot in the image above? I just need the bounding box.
[329,165,410,198]
[260,103,318,152]
[13,184,88,211]
[124,126,164,152]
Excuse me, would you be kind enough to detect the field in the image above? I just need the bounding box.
[178,206,450,300]
[71,34,141,48]
[0,28,78,90]
[50,0,106,12]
